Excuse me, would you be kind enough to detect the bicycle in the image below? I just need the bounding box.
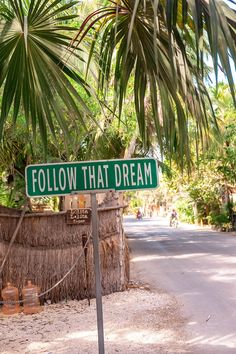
[170,217,178,228]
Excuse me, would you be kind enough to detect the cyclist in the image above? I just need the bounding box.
[136,208,142,220]
[170,209,178,227]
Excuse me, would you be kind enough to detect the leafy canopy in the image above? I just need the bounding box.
[76,0,236,165]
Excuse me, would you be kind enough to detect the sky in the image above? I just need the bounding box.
[224,0,236,10]
[206,0,236,85]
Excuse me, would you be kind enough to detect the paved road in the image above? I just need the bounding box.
[124,216,236,354]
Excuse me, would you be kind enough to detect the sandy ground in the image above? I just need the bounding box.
[0,279,192,354]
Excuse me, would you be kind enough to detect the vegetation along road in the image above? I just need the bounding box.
[124,216,236,354]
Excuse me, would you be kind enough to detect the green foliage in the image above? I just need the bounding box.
[160,83,236,225]
[0,170,26,208]
[0,117,29,206]
[187,170,221,213]
[0,1,236,212]
[0,0,92,150]
[125,191,144,213]
[210,84,236,185]
[216,123,236,184]
[175,198,194,224]
[207,211,230,227]
[77,0,236,166]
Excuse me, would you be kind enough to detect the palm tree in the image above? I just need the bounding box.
[75,0,236,165]
[0,0,91,152]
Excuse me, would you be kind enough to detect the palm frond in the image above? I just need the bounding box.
[76,0,236,165]
[0,0,91,150]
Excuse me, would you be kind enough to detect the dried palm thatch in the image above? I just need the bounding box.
[0,206,129,303]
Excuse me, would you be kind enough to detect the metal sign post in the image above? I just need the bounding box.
[91,192,105,354]
[25,157,159,354]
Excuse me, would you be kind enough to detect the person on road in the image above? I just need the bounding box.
[136,208,142,220]
[170,209,178,227]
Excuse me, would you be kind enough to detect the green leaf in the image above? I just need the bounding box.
[0,0,92,151]
[76,0,236,168]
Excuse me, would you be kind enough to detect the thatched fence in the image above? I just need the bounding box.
[0,205,129,303]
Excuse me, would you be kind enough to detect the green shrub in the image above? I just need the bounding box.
[207,212,230,226]
[175,198,195,224]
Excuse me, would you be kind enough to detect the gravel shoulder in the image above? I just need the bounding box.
[0,225,193,354]
[0,261,192,354]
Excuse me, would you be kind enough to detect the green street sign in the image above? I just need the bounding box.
[26,158,158,197]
